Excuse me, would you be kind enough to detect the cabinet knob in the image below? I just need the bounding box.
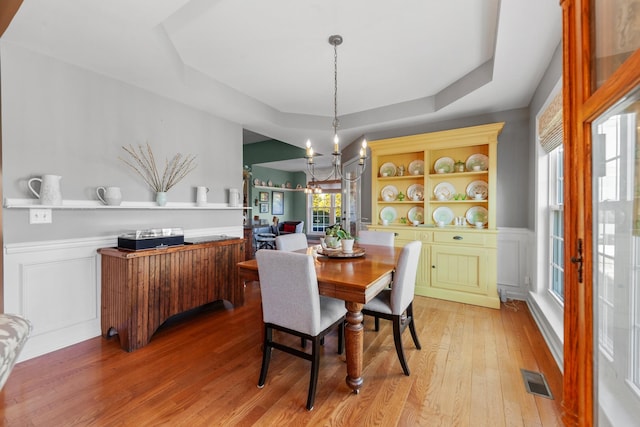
[432,265,436,269]
[453,235,463,240]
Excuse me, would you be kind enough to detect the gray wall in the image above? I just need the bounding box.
[1,43,244,243]
[358,108,531,228]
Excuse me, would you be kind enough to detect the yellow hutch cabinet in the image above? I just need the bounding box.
[367,122,504,309]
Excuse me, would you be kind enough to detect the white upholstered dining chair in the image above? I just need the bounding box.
[362,240,422,375]
[255,249,346,410]
[275,233,308,251]
[357,230,395,246]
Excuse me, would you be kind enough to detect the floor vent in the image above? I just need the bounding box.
[520,369,553,399]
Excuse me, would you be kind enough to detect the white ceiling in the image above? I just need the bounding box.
[4,0,561,168]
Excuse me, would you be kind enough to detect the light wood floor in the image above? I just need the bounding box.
[2,282,563,426]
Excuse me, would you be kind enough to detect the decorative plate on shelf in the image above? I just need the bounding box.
[434,157,455,173]
[267,180,273,187]
[433,182,456,200]
[379,162,397,177]
[408,159,424,175]
[465,206,488,226]
[408,207,424,223]
[432,207,455,225]
[407,184,424,201]
[465,154,489,171]
[286,181,292,188]
[253,178,260,185]
[380,185,399,201]
[466,180,488,199]
[379,206,398,222]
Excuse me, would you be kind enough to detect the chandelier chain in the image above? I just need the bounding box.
[333,39,339,133]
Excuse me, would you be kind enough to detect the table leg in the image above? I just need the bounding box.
[344,301,364,394]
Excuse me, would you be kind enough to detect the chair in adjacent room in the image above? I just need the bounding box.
[255,249,346,410]
[357,230,395,247]
[275,233,308,251]
[362,240,422,375]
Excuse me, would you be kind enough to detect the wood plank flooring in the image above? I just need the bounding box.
[1,282,563,426]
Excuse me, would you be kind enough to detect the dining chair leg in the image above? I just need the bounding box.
[392,316,410,376]
[337,320,344,355]
[307,337,321,410]
[258,326,273,388]
[407,303,422,349]
[374,316,380,331]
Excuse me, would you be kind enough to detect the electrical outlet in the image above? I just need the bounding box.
[29,208,52,224]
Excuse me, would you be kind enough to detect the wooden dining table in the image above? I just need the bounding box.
[236,243,399,394]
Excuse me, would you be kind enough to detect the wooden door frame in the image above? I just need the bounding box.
[561,0,640,425]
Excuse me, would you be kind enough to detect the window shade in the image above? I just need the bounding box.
[538,90,563,153]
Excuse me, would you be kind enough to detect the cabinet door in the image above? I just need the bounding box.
[430,244,488,295]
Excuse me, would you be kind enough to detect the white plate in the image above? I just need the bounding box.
[406,184,424,201]
[465,206,488,226]
[408,207,424,223]
[465,154,489,171]
[466,180,488,199]
[380,185,398,201]
[433,182,455,200]
[253,178,260,185]
[380,206,398,222]
[379,162,397,177]
[408,160,424,175]
[434,157,455,173]
[433,207,455,225]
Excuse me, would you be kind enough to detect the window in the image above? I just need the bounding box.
[309,191,342,234]
[549,146,564,303]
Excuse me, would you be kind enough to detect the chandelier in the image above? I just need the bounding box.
[304,35,368,193]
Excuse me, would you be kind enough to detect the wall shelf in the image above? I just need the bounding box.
[253,185,304,192]
[3,198,246,210]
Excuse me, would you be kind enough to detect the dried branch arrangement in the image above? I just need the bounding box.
[120,143,197,192]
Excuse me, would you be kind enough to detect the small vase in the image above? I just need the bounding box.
[341,239,355,254]
[156,192,167,206]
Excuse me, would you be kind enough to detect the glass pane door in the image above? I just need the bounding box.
[341,156,362,237]
[592,85,640,426]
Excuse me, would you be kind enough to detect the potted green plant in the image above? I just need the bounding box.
[323,224,340,249]
[335,226,355,253]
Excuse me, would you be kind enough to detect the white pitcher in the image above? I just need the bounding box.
[28,174,62,206]
[196,186,209,206]
[96,186,122,206]
[228,188,240,207]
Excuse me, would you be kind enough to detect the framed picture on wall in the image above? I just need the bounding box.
[272,191,284,215]
[259,203,269,213]
[259,191,269,202]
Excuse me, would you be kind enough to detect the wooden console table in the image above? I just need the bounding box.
[98,238,244,352]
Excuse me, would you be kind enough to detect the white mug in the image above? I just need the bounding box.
[96,186,122,206]
[196,186,209,206]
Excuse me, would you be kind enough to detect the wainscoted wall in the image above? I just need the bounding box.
[497,227,531,300]
[5,227,242,362]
